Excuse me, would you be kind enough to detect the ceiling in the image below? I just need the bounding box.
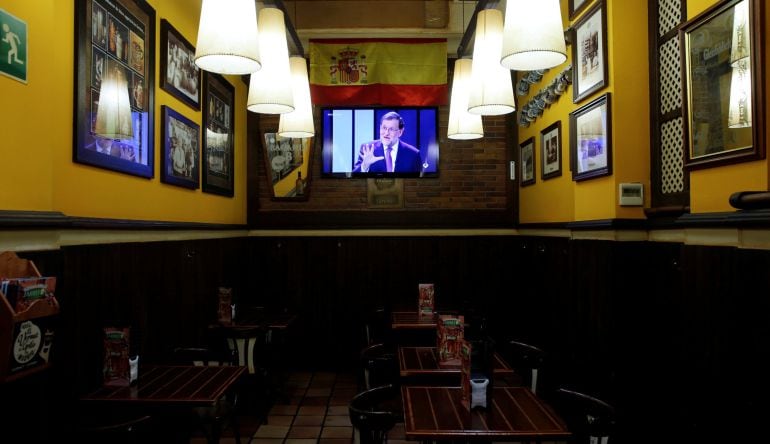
[265,1,500,57]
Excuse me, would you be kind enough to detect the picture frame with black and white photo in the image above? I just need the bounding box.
[571,0,608,103]
[519,137,536,187]
[540,121,562,180]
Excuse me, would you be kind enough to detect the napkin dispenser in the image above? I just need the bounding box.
[470,378,489,408]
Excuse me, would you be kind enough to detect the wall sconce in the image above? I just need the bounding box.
[448,58,484,140]
[728,0,751,128]
[94,66,133,140]
[247,7,294,114]
[501,0,567,71]
[194,0,261,75]
[467,8,516,116]
[278,56,315,138]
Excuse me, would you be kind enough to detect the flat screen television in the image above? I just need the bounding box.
[320,107,439,178]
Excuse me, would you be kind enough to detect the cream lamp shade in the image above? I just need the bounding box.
[279,56,315,138]
[468,9,516,116]
[94,65,133,139]
[447,58,484,140]
[501,0,567,71]
[194,0,261,75]
[247,8,295,114]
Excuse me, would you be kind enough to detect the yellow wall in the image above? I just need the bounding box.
[687,0,770,212]
[0,0,248,224]
[518,0,650,223]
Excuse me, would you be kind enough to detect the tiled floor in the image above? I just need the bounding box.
[192,370,407,444]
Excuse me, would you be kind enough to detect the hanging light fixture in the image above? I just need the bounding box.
[194,0,261,75]
[448,58,484,140]
[247,7,294,114]
[94,65,133,140]
[728,0,751,128]
[500,0,567,71]
[468,8,516,116]
[279,56,315,138]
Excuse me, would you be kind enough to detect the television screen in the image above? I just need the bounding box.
[321,107,439,178]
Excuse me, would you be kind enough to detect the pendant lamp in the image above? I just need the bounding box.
[279,56,315,138]
[94,65,133,139]
[501,0,567,71]
[194,0,261,75]
[247,8,294,114]
[468,9,516,116]
[448,58,484,140]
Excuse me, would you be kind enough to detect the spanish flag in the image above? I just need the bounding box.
[309,38,447,106]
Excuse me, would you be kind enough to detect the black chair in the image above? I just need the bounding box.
[359,342,398,391]
[552,387,616,444]
[171,346,242,444]
[349,384,399,444]
[504,340,546,394]
[363,307,391,347]
[75,413,154,444]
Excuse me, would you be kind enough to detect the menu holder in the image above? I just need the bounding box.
[217,287,233,324]
[437,314,464,367]
[0,251,59,383]
[418,283,435,317]
[103,326,131,387]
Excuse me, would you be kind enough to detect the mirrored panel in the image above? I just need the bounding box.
[262,131,313,200]
[681,0,764,169]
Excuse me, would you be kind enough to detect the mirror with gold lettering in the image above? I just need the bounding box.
[262,132,313,200]
[681,0,764,169]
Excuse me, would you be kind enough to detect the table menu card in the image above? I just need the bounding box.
[437,314,464,367]
[418,283,435,317]
[103,327,130,386]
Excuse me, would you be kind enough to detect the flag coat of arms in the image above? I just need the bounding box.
[309,38,447,106]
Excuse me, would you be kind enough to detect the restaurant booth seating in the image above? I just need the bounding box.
[349,384,399,444]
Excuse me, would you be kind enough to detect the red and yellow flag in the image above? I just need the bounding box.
[309,38,447,106]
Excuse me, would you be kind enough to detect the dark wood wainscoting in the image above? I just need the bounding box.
[4,235,770,442]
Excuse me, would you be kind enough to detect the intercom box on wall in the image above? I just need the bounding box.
[619,183,644,206]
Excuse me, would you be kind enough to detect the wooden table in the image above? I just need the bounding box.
[401,386,570,441]
[391,311,437,330]
[81,365,246,407]
[398,346,514,378]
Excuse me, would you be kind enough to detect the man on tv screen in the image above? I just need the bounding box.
[353,111,423,173]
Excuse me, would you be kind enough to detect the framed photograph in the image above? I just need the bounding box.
[569,0,592,20]
[519,137,536,187]
[202,73,235,196]
[161,105,200,189]
[262,132,313,200]
[570,93,612,181]
[160,19,200,110]
[571,0,608,103]
[681,0,765,169]
[74,0,155,178]
[540,121,562,180]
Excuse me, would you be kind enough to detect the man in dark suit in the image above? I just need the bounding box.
[353,111,423,173]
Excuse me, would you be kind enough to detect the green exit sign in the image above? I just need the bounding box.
[0,8,27,83]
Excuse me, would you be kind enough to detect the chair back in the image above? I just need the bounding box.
[363,308,390,347]
[349,384,398,444]
[76,414,154,444]
[359,343,397,391]
[172,346,233,367]
[553,388,616,444]
[505,340,546,393]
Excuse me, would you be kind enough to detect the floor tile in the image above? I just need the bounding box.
[298,405,327,416]
[253,425,290,439]
[324,415,352,427]
[319,439,352,444]
[326,405,348,416]
[293,415,325,426]
[251,439,285,444]
[321,426,353,439]
[270,404,299,416]
[307,387,333,396]
[266,415,294,426]
[301,396,329,406]
[287,426,322,439]
[286,439,319,444]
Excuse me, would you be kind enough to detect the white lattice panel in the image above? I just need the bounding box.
[659,0,682,36]
[659,38,682,114]
[660,118,684,194]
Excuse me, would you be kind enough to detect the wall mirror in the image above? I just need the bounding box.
[262,131,313,200]
[681,0,764,169]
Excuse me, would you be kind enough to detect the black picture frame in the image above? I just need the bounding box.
[160,19,200,110]
[570,93,612,181]
[74,0,155,178]
[519,137,536,187]
[161,105,200,189]
[571,0,608,103]
[569,0,593,20]
[262,131,313,200]
[202,72,235,197]
[540,121,563,180]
